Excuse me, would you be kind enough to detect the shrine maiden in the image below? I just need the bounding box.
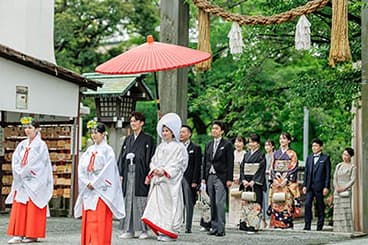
[6,117,53,244]
[74,121,125,245]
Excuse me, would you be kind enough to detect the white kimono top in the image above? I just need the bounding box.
[142,140,188,236]
[74,141,125,219]
[5,133,53,208]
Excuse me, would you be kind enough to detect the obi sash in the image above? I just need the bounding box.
[243,163,260,176]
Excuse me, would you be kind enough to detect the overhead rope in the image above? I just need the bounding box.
[193,0,351,69]
[192,0,329,25]
[329,0,351,67]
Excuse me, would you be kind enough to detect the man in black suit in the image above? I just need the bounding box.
[180,125,202,233]
[202,120,234,237]
[303,138,331,231]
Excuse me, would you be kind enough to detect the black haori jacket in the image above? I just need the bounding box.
[117,132,155,197]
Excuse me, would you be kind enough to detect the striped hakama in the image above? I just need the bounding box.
[121,165,147,233]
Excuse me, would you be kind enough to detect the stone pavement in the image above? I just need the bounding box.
[0,213,367,244]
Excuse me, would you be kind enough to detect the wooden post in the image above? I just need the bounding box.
[303,107,309,161]
[359,0,368,233]
[159,0,189,122]
[352,103,362,232]
[71,116,79,217]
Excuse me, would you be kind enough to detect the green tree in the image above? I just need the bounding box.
[55,0,136,73]
[187,0,361,165]
[55,0,159,141]
[54,0,362,166]
[55,0,160,73]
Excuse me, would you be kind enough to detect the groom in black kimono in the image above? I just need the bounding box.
[117,112,155,239]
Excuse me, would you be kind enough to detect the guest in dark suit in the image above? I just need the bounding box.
[117,112,155,239]
[202,120,234,237]
[180,125,202,233]
[302,138,331,231]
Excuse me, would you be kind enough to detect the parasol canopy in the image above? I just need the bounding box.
[96,35,211,74]
[95,35,211,114]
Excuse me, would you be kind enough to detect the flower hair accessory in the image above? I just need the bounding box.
[20,116,33,125]
[87,119,97,130]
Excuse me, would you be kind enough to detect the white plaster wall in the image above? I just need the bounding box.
[0,58,79,117]
[0,0,56,63]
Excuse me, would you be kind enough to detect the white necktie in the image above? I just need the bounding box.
[313,155,319,165]
[209,140,219,174]
[213,140,219,157]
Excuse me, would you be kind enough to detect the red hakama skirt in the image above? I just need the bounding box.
[81,198,113,245]
[7,198,47,238]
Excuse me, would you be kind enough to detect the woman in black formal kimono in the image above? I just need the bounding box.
[239,133,266,233]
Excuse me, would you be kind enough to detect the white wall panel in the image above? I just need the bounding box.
[0,58,79,117]
[0,0,56,63]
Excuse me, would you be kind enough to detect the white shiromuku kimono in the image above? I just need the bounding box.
[6,133,53,208]
[74,140,125,219]
[142,140,188,238]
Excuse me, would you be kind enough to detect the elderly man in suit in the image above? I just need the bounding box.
[302,138,331,231]
[202,120,234,237]
[180,125,202,233]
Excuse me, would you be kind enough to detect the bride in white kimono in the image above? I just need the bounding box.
[141,113,188,242]
[74,122,125,245]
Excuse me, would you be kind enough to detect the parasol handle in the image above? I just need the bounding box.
[153,72,162,118]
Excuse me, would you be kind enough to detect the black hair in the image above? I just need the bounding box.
[181,124,192,134]
[345,147,355,157]
[31,120,40,129]
[96,123,106,134]
[280,132,292,141]
[212,120,224,131]
[249,133,261,144]
[312,138,323,147]
[130,111,145,123]
[265,139,275,147]
[235,135,246,144]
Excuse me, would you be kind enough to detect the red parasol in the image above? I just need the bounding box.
[95,35,211,111]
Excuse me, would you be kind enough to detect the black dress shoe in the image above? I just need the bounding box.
[303,227,311,231]
[207,230,217,235]
[185,229,192,233]
[216,232,225,237]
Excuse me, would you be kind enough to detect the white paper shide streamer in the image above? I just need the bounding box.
[295,15,311,50]
[228,22,244,55]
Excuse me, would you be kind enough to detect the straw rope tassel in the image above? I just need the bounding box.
[196,8,212,71]
[329,0,352,67]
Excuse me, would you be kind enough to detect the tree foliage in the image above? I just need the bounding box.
[54,0,159,73]
[187,0,361,165]
[54,0,159,146]
[54,0,362,166]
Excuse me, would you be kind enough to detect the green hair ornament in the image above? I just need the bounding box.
[87,119,97,130]
[20,116,33,125]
